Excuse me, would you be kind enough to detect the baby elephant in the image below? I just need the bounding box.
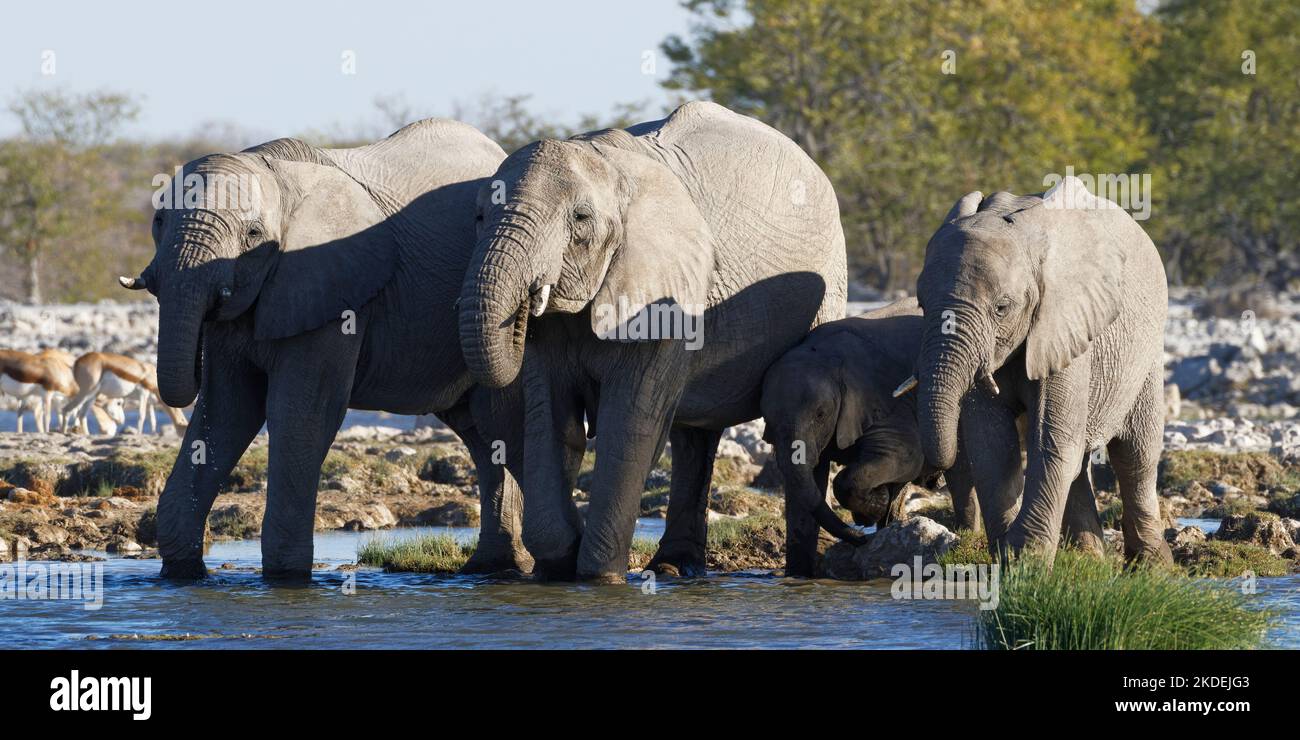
[760,298,978,577]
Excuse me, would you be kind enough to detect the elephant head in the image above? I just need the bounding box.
[760,330,917,543]
[458,131,713,388]
[910,178,1127,469]
[120,140,396,408]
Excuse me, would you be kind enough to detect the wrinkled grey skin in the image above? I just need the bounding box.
[123,120,532,579]
[914,177,1172,563]
[761,298,979,576]
[459,101,846,582]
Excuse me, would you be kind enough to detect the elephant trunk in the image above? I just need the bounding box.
[459,206,556,388]
[776,439,869,544]
[156,286,206,409]
[917,319,984,470]
[155,237,220,409]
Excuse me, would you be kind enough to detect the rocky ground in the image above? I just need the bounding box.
[1,289,1298,577]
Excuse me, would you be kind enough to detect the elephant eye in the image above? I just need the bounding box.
[573,206,592,223]
[994,297,1012,317]
[247,225,264,240]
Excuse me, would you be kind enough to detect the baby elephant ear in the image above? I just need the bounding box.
[254,160,396,341]
[945,191,983,223]
[1024,178,1128,379]
[835,373,867,450]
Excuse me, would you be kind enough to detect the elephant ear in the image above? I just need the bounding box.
[1024,177,1127,379]
[835,368,869,450]
[254,160,396,341]
[944,191,983,223]
[588,147,714,341]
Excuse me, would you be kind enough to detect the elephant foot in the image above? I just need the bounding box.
[531,546,580,582]
[645,544,707,579]
[644,558,707,579]
[1125,540,1174,568]
[262,567,313,584]
[1067,531,1107,557]
[159,558,208,580]
[460,544,534,576]
[577,569,630,585]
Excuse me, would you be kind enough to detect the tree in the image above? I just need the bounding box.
[662,0,1154,290]
[1136,0,1300,287]
[0,89,138,303]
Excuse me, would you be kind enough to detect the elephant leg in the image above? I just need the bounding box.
[959,395,1023,558]
[576,356,683,583]
[944,452,981,532]
[1060,458,1104,555]
[157,361,266,579]
[446,392,533,575]
[1007,369,1090,561]
[519,352,586,580]
[262,330,359,579]
[645,425,722,577]
[783,456,832,578]
[1108,369,1174,564]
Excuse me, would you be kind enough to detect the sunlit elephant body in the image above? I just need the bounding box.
[126,120,531,578]
[459,101,847,581]
[912,177,1171,563]
[760,298,980,576]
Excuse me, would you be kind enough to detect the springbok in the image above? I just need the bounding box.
[0,349,77,432]
[63,352,188,435]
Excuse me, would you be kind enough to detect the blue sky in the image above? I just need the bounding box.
[0,0,696,140]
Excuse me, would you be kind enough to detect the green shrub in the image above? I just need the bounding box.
[978,551,1274,650]
[357,534,476,573]
[1176,540,1292,578]
[938,530,993,565]
[1159,451,1300,495]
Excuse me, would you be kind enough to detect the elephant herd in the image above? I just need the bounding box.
[112,100,1171,583]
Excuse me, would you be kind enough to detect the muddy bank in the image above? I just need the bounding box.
[4,421,1295,579]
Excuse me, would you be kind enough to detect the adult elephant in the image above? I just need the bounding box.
[759,298,979,576]
[119,119,531,579]
[459,101,846,582]
[903,177,1172,563]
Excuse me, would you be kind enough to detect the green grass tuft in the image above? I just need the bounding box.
[1158,450,1300,495]
[1176,540,1292,578]
[937,529,993,565]
[628,537,659,569]
[978,550,1274,650]
[356,533,476,573]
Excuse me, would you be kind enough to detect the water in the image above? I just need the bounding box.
[0,516,1294,649]
[0,520,981,649]
[1177,517,1221,534]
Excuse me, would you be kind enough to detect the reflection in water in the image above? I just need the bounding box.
[1,518,1294,649]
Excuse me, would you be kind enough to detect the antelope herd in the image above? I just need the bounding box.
[0,348,187,436]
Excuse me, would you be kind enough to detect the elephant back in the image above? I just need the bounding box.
[633,101,846,324]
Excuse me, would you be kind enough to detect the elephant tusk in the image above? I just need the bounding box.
[530,284,552,317]
[892,375,919,398]
[978,366,1000,396]
[118,275,148,290]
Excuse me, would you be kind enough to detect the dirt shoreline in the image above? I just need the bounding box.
[1,427,1296,579]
